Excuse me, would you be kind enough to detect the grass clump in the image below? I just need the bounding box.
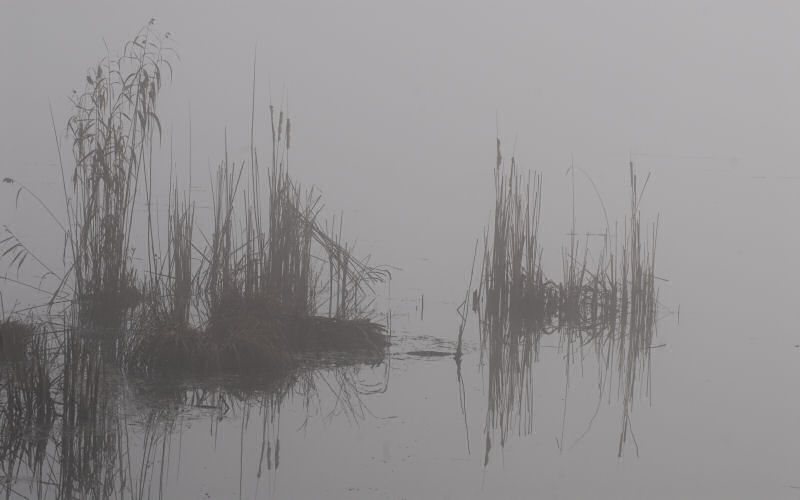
[0,25,390,377]
[63,23,174,324]
[123,104,389,376]
[473,139,661,462]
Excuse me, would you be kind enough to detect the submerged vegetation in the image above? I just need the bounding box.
[472,140,660,462]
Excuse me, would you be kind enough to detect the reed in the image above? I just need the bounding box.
[478,144,544,453]
[25,25,390,374]
[166,184,196,326]
[118,111,388,375]
[64,22,174,323]
[475,141,660,462]
[120,105,391,376]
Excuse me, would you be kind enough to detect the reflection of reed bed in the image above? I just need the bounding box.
[0,320,121,499]
[0,335,387,498]
[0,303,388,495]
[475,141,660,462]
[0,321,55,494]
[57,332,121,499]
[0,322,55,435]
[0,319,230,498]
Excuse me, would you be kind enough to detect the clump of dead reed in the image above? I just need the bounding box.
[61,22,174,323]
[2,23,388,382]
[196,109,388,325]
[17,23,387,376]
[475,140,660,462]
[118,78,386,375]
[477,143,544,455]
[121,105,389,376]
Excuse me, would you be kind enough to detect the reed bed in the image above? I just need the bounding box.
[0,27,391,496]
[475,141,660,462]
[124,106,389,375]
[0,25,391,379]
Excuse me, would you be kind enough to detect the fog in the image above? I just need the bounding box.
[5,2,800,291]
[1,2,800,498]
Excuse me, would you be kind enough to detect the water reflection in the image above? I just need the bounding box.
[0,320,389,499]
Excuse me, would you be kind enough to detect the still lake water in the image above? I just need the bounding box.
[3,157,800,499]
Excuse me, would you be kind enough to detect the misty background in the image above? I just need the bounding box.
[3,2,799,304]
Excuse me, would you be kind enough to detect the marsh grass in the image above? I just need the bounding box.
[61,23,175,325]
[0,25,389,380]
[475,141,660,462]
[123,104,389,376]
